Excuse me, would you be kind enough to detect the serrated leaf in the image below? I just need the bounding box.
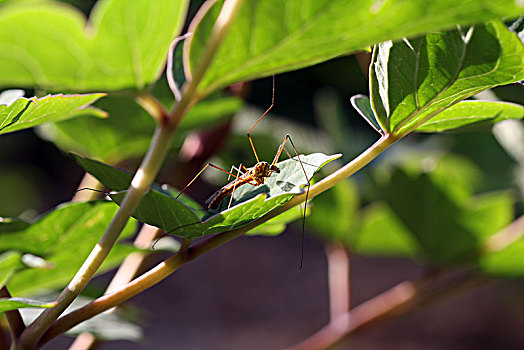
[370,21,524,134]
[0,251,21,288]
[0,297,56,313]
[41,94,241,163]
[1,202,138,296]
[185,0,524,96]
[415,100,524,132]
[0,93,106,135]
[0,0,189,91]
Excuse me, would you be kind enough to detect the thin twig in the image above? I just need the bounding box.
[39,134,396,346]
[68,332,97,350]
[287,271,488,350]
[326,243,351,320]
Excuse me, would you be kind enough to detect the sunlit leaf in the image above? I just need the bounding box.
[0,0,189,90]
[415,100,524,132]
[186,0,524,96]
[370,21,524,134]
[0,297,56,313]
[0,94,105,135]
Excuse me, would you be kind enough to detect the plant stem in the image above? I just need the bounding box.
[287,271,488,350]
[326,243,351,320]
[18,125,175,349]
[38,134,397,346]
[68,332,97,350]
[17,1,245,348]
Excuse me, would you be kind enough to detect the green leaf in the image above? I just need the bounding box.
[0,297,56,313]
[246,205,308,236]
[310,179,360,244]
[0,251,21,288]
[0,0,189,90]
[1,202,138,296]
[353,202,419,258]
[375,155,516,266]
[370,21,524,134]
[0,218,30,234]
[19,295,143,341]
[41,94,241,163]
[185,0,524,96]
[0,93,106,135]
[350,95,384,135]
[415,100,524,132]
[479,237,524,277]
[77,153,340,238]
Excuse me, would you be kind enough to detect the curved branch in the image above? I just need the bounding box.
[39,134,397,346]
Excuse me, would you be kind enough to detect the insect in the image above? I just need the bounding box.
[176,78,310,266]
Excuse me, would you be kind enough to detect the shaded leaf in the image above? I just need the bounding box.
[375,155,514,265]
[353,202,419,257]
[41,94,241,163]
[20,295,143,341]
[416,100,524,132]
[185,0,524,96]
[370,21,524,134]
[1,202,138,296]
[0,297,56,313]
[0,93,106,135]
[310,179,360,244]
[246,205,309,236]
[0,0,189,90]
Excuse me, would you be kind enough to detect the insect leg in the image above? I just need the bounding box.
[228,163,244,209]
[272,134,310,269]
[176,163,241,200]
[246,76,275,164]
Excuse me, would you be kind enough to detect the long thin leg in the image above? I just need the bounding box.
[272,134,310,269]
[176,163,241,199]
[247,76,275,164]
[228,163,244,209]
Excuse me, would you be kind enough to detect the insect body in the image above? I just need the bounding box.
[175,77,310,266]
[205,161,280,209]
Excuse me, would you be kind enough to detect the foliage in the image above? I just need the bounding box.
[0,0,522,348]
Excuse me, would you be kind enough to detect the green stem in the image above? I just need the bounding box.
[38,134,398,346]
[18,125,174,349]
[17,1,245,348]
